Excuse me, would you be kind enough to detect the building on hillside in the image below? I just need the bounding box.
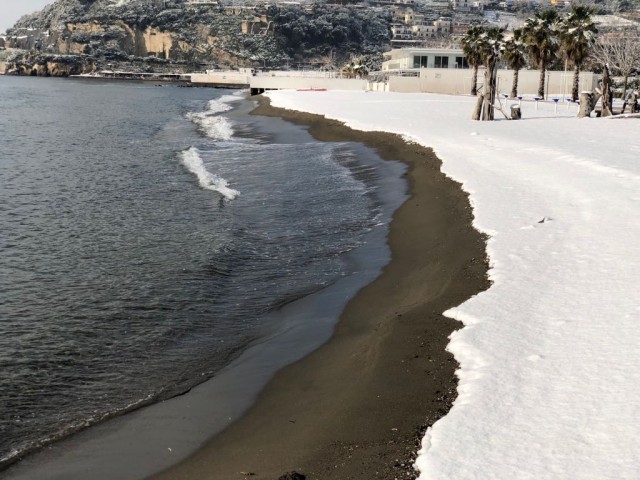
[433,17,452,33]
[186,0,219,5]
[382,47,469,70]
[451,0,489,12]
[390,10,454,45]
[391,24,414,40]
[412,24,438,39]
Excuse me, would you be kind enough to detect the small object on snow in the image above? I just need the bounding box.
[538,216,552,224]
[278,472,306,480]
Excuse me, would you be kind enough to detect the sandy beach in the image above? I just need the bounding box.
[149,97,489,480]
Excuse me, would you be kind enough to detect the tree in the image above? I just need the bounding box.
[503,28,528,98]
[601,63,614,116]
[522,9,560,98]
[461,25,485,96]
[591,35,640,100]
[472,27,505,121]
[559,5,597,102]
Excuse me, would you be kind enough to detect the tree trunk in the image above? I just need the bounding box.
[601,64,613,117]
[471,65,478,96]
[511,68,519,99]
[572,64,580,102]
[621,74,630,114]
[482,68,491,120]
[480,58,498,121]
[578,92,593,118]
[537,63,546,98]
[489,61,498,119]
[472,93,484,120]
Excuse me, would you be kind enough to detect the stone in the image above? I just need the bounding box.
[278,472,306,480]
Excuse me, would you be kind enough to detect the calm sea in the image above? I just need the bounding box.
[0,77,403,473]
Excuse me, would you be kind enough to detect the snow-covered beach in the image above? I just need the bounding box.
[266,91,640,479]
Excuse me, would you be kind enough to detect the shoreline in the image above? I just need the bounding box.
[150,97,490,480]
[1,88,406,480]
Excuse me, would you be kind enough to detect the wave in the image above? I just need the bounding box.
[180,147,240,200]
[186,94,243,141]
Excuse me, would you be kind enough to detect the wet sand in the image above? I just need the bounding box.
[150,97,489,480]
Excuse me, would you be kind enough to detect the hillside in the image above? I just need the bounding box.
[2,0,391,76]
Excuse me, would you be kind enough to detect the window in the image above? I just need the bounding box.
[434,56,449,68]
[413,55,429,68]
[455,56,469,69]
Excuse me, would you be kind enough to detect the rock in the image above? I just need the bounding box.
[3,0,390,72]
[4,51,95,77]
[278,472,306,480]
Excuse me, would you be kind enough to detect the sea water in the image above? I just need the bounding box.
[0,77,405,475]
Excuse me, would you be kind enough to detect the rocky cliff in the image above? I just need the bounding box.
[4,0,391,76]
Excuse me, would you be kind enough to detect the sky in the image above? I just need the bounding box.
[0,0,53,33]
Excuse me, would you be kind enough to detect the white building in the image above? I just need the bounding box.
[391,24,414,40]
[382,47,469,70]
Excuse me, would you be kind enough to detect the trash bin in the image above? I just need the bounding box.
[510,105,521,120]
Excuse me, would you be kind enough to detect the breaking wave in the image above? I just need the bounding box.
[186,94,242,141]
[180,147,240,200]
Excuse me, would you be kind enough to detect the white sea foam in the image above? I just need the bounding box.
[186,94,242,141]
[186,111,233,141]
[180,147,239,200]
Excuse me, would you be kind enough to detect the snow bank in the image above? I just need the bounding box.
[266,90,640,479]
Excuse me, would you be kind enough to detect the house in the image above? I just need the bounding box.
[391,24,414,40]
[382,47,469,71]
[186,0,219,5]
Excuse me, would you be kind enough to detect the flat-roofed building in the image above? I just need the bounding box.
[382,47,469,70]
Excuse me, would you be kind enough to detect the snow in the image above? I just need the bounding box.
[266,90,640,479]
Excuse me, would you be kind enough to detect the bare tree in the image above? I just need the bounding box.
[591,35,640,98]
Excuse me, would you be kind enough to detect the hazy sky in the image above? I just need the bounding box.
[0,0,54,33]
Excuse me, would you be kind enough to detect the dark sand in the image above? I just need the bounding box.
[150,97,489,480]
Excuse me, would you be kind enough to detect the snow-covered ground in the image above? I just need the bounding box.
[266,91,640,479]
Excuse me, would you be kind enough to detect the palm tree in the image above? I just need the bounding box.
[472,26,505,121]
[461,25,485,96]
[522,9,560,98]
[503,29,528,98]
[559,5,597,102]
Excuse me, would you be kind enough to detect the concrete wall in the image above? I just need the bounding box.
[386,68,599,96]
[192,70,359,90]
[494,70,599,97]
[256,70,348,78]
[191,71,251,86]
[250,76,367,91]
